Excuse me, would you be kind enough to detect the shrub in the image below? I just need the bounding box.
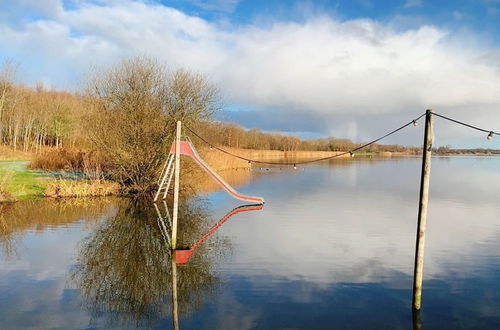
[44,179,120,198]
[84,57,220,193]
[29,148,107,180]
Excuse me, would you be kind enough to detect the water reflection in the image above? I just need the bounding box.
[69,198,262,328]
[174,204,264,265]
[412,310,422,330]
[69,198,218,327]
[1,157,500,329]
[155,201,263,329]
[0,199,112,260]
[171,257,180,330]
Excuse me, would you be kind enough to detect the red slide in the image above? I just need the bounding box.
[170,141,265,204]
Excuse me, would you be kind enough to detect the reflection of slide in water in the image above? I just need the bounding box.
[155,203,262,330]
[156,140,265,204]
[175,204,263,265]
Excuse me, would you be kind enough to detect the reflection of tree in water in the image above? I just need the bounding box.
[70,197,229,328]
[0,199,112,260]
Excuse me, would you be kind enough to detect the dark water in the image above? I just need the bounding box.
[1,157,500,329]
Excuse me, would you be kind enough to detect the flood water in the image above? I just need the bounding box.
[1,157,500,329]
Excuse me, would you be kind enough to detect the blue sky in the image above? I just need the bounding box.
[163,0,500,34]
[1,0,500,147]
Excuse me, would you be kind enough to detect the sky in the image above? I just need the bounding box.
[1,0,500,148]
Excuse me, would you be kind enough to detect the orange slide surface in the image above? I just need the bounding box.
[170,141,265,204]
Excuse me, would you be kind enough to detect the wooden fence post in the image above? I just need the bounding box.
[172,121,181,250]
[412,109,434,310]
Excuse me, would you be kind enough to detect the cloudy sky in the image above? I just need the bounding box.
[1,0,500,147]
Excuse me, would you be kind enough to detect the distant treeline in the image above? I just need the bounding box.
[196,121,420,153]
[0,72,86,152]
[434,146,500,155]
[1,61,417,155]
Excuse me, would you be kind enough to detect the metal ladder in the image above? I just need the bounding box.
[154,153,175,202]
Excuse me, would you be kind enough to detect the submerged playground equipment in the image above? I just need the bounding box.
[154,130,265,205]
[176,204,263,264]
[155,202,263,265]
[154,121,264,252]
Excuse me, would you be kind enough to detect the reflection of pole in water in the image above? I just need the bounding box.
[157,202,263,329]
[412,309,422,330]
[171,255,179,330]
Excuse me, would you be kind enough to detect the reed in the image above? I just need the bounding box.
[0,172,13,202]
[200,147,348,170]
[44,179,120,198]
[29,148,86,171]
[0,145,31,161]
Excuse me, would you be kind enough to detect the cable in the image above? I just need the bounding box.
[432,112,500,136]
[184,112,426,166]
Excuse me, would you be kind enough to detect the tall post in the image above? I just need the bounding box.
[172,121,181,250]
[412,109,434,310]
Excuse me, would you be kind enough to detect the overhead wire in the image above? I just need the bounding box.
[432,112,500,137]
[184,112,426,166]
[183,111,499,166]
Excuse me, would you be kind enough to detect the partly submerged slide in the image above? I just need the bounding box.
[170,141,265,204]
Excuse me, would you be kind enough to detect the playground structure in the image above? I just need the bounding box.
[154,121,264,253]
[154,137,265,205]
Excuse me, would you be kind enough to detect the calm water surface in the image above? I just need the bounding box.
[1,157,500,329]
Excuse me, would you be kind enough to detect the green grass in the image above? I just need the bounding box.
[0,161,46,201]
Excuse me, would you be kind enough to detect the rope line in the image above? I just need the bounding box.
[184,113,426,166]
[432,112,500,136]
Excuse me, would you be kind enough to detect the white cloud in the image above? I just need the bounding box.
[1,0,500,142]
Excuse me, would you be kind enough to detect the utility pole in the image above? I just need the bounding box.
[412,109,434,310]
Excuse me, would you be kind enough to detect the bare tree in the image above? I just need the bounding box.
[0,60,18,145]
[85,57,220,193]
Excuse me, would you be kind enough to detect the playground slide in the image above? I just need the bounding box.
[170,141,265,204]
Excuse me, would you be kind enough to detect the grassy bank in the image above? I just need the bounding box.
[0,161,120,202]
[0,162,45,201]
[0,145,386,203]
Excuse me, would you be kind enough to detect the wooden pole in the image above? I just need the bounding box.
[172,121,181,250]
[412,109,434,310]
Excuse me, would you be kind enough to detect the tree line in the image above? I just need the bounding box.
[0,62,85,152]
[195,120,419,153]
[1,57,421,192]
